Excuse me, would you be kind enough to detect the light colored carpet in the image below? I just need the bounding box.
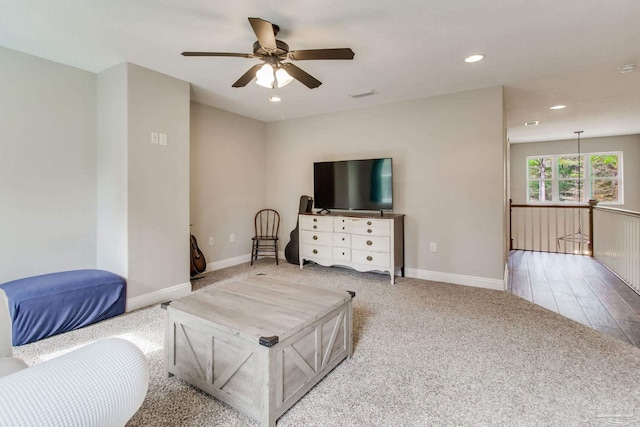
[14,260,640,426]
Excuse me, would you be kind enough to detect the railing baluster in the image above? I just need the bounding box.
[593,207,640,294]
[510,203,597,256]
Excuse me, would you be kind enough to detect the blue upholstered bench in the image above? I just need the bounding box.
[0,269,126,346]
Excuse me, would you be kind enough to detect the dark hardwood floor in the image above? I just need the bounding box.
[508,250,640,347]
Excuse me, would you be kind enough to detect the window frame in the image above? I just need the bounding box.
[526,151,623,205]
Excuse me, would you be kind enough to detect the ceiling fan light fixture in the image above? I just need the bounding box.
[255,63,275,88]
[275,68,293,87]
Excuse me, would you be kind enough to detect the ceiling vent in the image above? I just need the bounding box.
[349,90,375,98]
[619,64,636,73]
[524,121,539,127]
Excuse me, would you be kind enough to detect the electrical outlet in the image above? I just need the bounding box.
[209,237,214,245]
[151,132,159,144]
[230,233,235,242]
[430,241,437,252]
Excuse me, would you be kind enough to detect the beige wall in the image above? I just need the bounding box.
[1,45,507,291]
[97,63,191,306]
[266,86,506,286]
[510,134,640,211]
[97,63,128,277]
[127,64,191,302]
[190,102,267,266]
[0,47,97,283]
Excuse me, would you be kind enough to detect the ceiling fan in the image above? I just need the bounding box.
[182,17,355,89]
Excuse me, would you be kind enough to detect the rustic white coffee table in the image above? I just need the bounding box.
[164,275,354,427]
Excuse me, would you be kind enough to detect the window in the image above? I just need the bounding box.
[527,152,622,204]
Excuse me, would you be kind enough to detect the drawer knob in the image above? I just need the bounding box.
[313,218,317,222]
[367,256,373,261]
[313,225,317,229]
[313,235,318,240]
[313,249,318,254]
[342,237,345,241]
[367,240,373,246]
[367,229,372,233]
[342,252,345,255]
[367,221,372,225]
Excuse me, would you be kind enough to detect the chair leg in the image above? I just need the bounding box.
[251,240,255,265]
[275,240,279,265]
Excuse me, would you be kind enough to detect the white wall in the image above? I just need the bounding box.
[510,134,640,211]
[266,86,506,287]
[190,102,267,268]
[0,47,97,283]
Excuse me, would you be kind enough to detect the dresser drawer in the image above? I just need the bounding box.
[300,230,332,246]
[333,217,351,233]
[350,218,390,236]
[351,250,390,268]
[301,244,332,260]
[351,235,390,252]
[332,233,351,248]
[332,247,351,261]
[299,215,333,232]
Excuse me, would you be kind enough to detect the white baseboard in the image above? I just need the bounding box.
[206,254,252,271]
[404,268,505,291]
[126,281,192,312]
[205,252,287,271]
[202,253,505,291]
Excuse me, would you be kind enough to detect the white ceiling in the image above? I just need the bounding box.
[1,0,639,143]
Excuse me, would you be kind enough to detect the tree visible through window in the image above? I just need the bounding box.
[590,154,619,202]
[526,152,622,204]
[528,157,552,201]
[558,155,584,202]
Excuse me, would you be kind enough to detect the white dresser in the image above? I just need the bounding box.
[299,213,404,284]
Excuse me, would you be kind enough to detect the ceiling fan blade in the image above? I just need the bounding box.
[232,64,263,88]
[287,48,355,61]
[248,17,277,51]
[281,63,322,89]
[182,52,255,58]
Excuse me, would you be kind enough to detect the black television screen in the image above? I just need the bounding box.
[313,158,393,211]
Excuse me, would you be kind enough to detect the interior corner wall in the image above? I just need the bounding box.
[189,102,267,266]
[97,62,191,307]
[509,134,640,212]
[266,86,506,286]
[0,46,97,283]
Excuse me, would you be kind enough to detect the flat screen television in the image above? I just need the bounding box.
[313,158,393,211]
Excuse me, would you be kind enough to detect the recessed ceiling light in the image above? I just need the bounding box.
[464,54,485,63]
[269,96,281,102]
[524,121,539,127]
[549,105,567,110]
